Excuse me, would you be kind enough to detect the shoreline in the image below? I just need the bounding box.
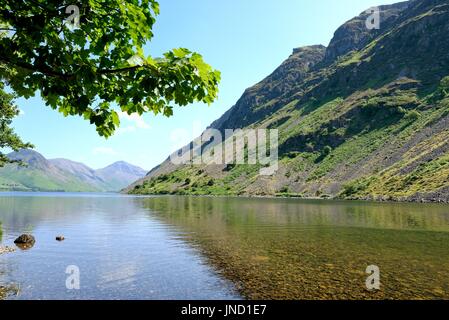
[126,191,449,205]
[0,246,15,255]
[1,189,449,205]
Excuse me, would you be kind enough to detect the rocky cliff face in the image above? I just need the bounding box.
[127,0,449,202]
[210,45,326,131]
[324,1,409,63]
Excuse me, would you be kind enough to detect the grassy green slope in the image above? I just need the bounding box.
[129,1,449,202]
[0,166,100,192]
[132,78,449,201]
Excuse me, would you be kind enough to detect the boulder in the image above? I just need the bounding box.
[14,234,35,245]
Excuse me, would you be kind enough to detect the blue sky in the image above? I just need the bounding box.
[11,0,399,170]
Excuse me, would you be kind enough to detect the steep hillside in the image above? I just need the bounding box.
[0,150,146,192]
[127,0,449,202]
[50,158,106,187]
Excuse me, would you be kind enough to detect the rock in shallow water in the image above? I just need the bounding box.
[14,234,35,245]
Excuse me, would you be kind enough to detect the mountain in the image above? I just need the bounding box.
[0,149,146,192]
[50,158,105,187]
[0,149,99,192]
[95,161,147,191]
[127,0,449,202]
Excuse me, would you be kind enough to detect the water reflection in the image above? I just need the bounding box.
[1,193,449,300]
[140,196,449,299]
[0,193,240,300]
[14,243,35,251]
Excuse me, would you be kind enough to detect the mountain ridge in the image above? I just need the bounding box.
[0,149,146,192]
[127,0,449,202]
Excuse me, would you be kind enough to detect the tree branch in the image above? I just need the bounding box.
[1,57,156,80]
[98,65,143,74]
[0,56,72,79]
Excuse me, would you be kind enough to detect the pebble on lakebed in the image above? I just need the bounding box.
[0,246,16,255]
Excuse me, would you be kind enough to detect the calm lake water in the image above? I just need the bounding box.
[0,192,449,300]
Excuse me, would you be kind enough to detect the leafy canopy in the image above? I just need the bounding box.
[0,0,221,137]
[0,83,33,166]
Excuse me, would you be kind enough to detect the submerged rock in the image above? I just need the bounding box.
[0,285,20,299]
[14,234,35,245]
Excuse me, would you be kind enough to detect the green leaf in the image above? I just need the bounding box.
[0,0,220,137]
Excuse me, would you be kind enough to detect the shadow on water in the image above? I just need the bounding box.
[139,196,449,299]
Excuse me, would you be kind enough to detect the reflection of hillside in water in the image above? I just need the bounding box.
[140,196,449,232]
[0,194,145,233]
[0,194,240,300]
[1,194,449,299]
[140,196,449,299]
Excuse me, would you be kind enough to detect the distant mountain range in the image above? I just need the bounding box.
[0,149,146,192]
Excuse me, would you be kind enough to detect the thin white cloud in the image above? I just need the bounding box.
[118,111,150,130]
[92,147,118,156]
[19,109,25,116]
[116,125,137,135]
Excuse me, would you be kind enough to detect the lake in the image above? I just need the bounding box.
[0,192,448,299]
